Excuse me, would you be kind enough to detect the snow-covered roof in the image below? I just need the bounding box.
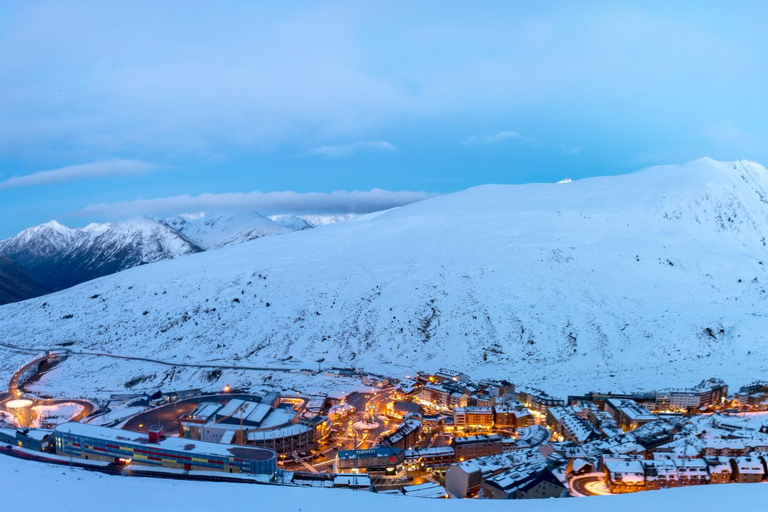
[732,456,766,474]
[604,457,645,483]
[333,474,370,487]
[405,446,455,458]
[401,481,448,498]
[16,428,53,441]
[453,434,501,445]
[484,462,548,493]
[56,422,275,461]
[246,423,311,441]
[607,399,657,421]
[186,402,223,421]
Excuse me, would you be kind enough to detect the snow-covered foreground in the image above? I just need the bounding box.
[2,456,768,512]
[3,158,768,398]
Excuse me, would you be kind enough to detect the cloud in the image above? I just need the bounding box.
[77,189,437,219]
[463,130,580,155]
[558,145,582,155]
[463,130,542,147]
[463,131,527,146]
[0,159,164,190]
[308,140,398,158]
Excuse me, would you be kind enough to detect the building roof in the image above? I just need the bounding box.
[244,403,273,425]
[458,406,493,414]
[607,399,657,422]
[393,401,422,415]
[494,402,528,414]
[405,446,455,458]
[549,407,599,443]
[401,481,448,498]
[383,418,421,446]
[453,434,502,446]
[185,402,223,421]
[703,438,746,450]
[484,463,553,495]
[247,423,311,441]
[16,428,54,441]
[732,456,766,474]
[333,474,371,487]
[603,457,645,483]
[56,422,275,461]
[215,399,254,420]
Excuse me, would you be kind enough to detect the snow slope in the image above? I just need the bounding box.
[2,455,768,511]
[3,158,768,397]
[162,212,294,250]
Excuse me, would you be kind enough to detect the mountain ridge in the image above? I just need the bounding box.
[0,212,358,304]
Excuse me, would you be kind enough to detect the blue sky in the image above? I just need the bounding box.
[1,1,767,238]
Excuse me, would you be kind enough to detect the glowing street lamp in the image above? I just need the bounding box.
[224,384,231,393]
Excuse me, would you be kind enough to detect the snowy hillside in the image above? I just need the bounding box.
[162,212,294,250]
[3,158,768,397]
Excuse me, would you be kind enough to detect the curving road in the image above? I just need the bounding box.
[0,341,301,373]
[570,474,612,497]
[0,351,95,428]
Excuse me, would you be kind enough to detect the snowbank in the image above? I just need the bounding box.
[2,455,768,512]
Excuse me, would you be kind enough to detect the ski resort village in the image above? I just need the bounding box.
[2,346,768,501]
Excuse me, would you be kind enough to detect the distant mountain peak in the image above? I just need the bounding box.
[162,211,294,250]
[0,209,325,304]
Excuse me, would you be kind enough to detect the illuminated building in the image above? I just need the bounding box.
[453,406,493,429]
[605,399,657,432]
[55,422,276,475]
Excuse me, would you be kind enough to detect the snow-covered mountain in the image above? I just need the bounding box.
[286,213,359,226]
[0,220,85,268]
[3,158,768,397]
[0,210,354,303]
[162,212,293,250]
[268,215,315,231]
[0,217,203,293]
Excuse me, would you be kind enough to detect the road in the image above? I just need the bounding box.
[570,474,611,497]
[0,351,95,428]
[0,341,302,373]
[346,389,395,446]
